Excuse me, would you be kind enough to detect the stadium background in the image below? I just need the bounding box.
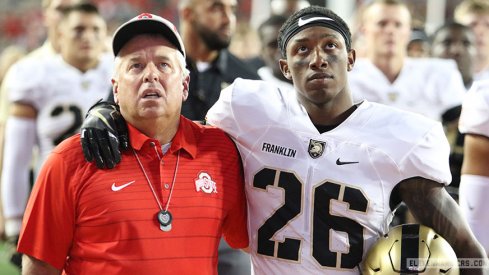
[0,0,468,54]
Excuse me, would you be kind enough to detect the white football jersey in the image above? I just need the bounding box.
[0,41,56,124]
[257,66,294,94]
[207,78,451,274]
[349,58,466,121]
[7,53,113,167]
[459,80,489,137]
[474,67,489,82]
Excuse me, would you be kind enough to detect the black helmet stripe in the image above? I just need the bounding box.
[400,224,420,274]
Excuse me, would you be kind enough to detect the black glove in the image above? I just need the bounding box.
[80,100,129,169]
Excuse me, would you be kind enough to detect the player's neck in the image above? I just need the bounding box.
[302,91,354,126]
[475,56,489,74]
[64,56,100,73]
[371,54,404,83]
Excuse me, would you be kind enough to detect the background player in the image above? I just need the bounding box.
[430,21,477,90]
[1,2,111,250]
[349,0,466,122]
[254,15,294,92]
[455,0,489,81]
[348,0,468,224]
[430,21,478,195]
[0,0,83,246]
[459,80,489,256]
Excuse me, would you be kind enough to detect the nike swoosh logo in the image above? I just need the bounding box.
[336,158,359,165]
[298,16,333,27]
[111,180,135,191]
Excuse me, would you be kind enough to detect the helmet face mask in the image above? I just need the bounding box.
[362,224,460,275]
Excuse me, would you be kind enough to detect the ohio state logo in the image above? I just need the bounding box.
[195,172,217,194]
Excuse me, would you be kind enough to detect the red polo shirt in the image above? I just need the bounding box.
[18,116,248,274]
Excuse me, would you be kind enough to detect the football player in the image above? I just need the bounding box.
[430,21,477,196]
[1,2,111,244]
[459,80,489,256]
[0,0,83,245]
[455,0,489,81]
[349,0,466,122]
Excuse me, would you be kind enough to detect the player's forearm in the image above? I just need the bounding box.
[426,197,487,259]
[1,116,36,225]
[399,178,488,274]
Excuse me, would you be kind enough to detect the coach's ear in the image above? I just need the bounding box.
[279,59,292,80]
[111,79,119,104]
[182,74,190,102]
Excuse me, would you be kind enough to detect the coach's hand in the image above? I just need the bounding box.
[80,101,129,169]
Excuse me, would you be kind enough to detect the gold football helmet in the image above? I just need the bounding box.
[362,224,459,275]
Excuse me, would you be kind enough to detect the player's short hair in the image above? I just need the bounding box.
[455,0,489,21]
[59,2,100,18]
[430,21,473,45]
[43,0,86,12]
[178,0,194,10]
[258,15,288,41]
[363,0,407,9]
[42,0,51,9]
[278,6,352,58]
[360,0,411,23]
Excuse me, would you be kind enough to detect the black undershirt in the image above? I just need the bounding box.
[313,104,359,133]
[314,124,339,133]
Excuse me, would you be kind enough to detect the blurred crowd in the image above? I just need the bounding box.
[0,0,484,79]
[0,0,258,55]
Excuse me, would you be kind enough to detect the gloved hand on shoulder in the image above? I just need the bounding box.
[80,100,129,169]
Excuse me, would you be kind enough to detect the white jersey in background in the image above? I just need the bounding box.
[474,68,489,82]
[459,80,489,136]
[257,66,294,93]
[206,78,451,274]
[1,53,113,231]
[0,41,57,124]
[7,53,113,165]
[349,58,466,121]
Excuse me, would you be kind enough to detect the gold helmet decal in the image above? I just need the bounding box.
[363,224,459,274]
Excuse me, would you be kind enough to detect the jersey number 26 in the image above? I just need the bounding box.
[253,168,368,269]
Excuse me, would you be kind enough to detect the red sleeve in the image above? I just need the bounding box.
[221,148,249,249]
[18,149,76,270]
